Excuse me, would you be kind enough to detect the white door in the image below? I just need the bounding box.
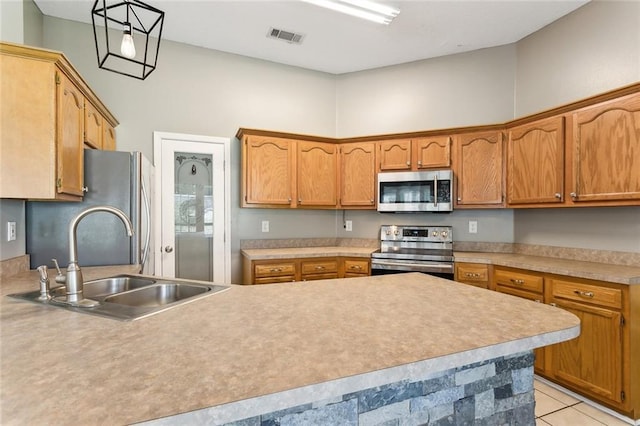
[153,132,230,283]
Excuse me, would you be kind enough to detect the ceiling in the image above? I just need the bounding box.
[34,0,589,75]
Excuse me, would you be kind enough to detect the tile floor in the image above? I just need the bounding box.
[534,378,637,426]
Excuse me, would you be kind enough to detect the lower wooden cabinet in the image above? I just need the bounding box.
[489,265,637,419]
[493,266,546,373]
[547,277,628,410]
[243,256,371,285]
[454,263,490,289]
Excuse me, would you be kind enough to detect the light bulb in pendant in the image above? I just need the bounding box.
[120,22,136,59]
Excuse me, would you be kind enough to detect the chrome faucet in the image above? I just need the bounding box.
[62,206,133,308]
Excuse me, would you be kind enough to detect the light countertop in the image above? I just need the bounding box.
[241,246,640,285]
[1,267,578,425]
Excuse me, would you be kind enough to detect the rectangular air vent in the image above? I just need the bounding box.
[268,27,304,44]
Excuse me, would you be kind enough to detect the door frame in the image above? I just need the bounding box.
[153,131,231,283]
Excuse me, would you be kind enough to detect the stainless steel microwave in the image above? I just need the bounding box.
[377,170,454,212]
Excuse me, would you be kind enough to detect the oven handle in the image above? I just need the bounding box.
[371,260,453,271]
[434,175,438,207]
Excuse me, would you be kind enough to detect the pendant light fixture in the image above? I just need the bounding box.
[91,0,165,80]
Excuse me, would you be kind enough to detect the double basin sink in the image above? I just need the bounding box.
[9,275,229,321]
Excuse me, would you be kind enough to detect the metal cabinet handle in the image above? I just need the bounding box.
[164,246,173,253]
[349,265,362,270]
[417,160,422,166]
[465,272,481,278]
[314,265,325,270]
[554,193,562,199]
[574,290,594,298]
[549,303,557,307]
[457,197,462,202]
[570,192,577,199]
[270,268,283,273]
[406,161,410,166]
[510,278,525,285]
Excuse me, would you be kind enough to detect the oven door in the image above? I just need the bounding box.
[377,170,453,212]
[371,258,454,280]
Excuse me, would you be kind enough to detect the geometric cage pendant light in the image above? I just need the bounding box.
[91,0,165,80]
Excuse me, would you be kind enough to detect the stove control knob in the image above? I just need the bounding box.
[441,231,448,238]
[432,231,438,237]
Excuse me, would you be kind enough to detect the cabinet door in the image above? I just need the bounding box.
[243,136,294,207]
[84,101,103,149]
[454,131,504,207]
[339,142,376,208]
[378,139,412,171]
[550,299,623,404]
[507,116,564,205]
[297,141,337,207]
[569,92,640,202]
[56,72,85,197]
[103,122,116,151]
[413,136,451,169]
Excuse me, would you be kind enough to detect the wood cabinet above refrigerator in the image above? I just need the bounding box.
[0,42,118,200]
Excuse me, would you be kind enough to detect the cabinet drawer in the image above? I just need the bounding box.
[455,263,488,283]
[343,259,370,275]
[551,279,622,310]
[301,259,338,275]
[301,273,339,282]
[254,275,296,285]
[255,262,296,278]
[494,268,543,293]
[496,285,543,303]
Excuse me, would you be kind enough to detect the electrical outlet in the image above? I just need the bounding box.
[7,221,16,241]
[261,220,269,233]
[345,220,353,232]
[468,220,478,234]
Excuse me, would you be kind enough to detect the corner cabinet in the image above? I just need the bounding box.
[453,130,505,208]
[0,42,118,200]
[507,116,565,206]
[567,92,640,204]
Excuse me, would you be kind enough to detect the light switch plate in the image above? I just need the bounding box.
[345,220,353,232]
[261,220,269,233]
[7,221,16,241]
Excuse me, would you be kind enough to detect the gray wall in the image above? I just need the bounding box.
[3,0,639,271]
[512,0,640,252]
[0,200,26,260]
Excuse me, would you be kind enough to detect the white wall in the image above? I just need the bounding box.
[513,0,640,252]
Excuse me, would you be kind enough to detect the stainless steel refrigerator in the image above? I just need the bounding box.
[26,149,154,274]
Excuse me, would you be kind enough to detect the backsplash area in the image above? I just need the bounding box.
[243,239,640,267]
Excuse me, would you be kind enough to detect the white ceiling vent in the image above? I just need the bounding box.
[267,27,304,44]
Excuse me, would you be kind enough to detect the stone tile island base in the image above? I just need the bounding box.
[149,352,535,426]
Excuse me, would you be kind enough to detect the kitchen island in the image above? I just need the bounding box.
[0,267,579,425]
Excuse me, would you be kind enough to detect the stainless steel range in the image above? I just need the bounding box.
[371,225,454,279]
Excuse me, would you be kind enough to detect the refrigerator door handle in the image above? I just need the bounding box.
[140,178,151,273]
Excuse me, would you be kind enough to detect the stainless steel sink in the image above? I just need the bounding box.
[8,274,229,321]
[104,283,209,307]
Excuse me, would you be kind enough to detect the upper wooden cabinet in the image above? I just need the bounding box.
[378,137,451,171]
[339,142,376,209]
[567,92,640,204]
[240,133,338,209]
[378,139,412,171]
[412,136,451,169]
[84,101,104,149]
[453,130,505,208]
[242,135,295,207]
[507,116,565,206]
[0,42,118,200]
[297,141,337,207]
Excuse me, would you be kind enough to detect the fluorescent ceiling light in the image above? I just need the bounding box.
[302,0,400,25]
